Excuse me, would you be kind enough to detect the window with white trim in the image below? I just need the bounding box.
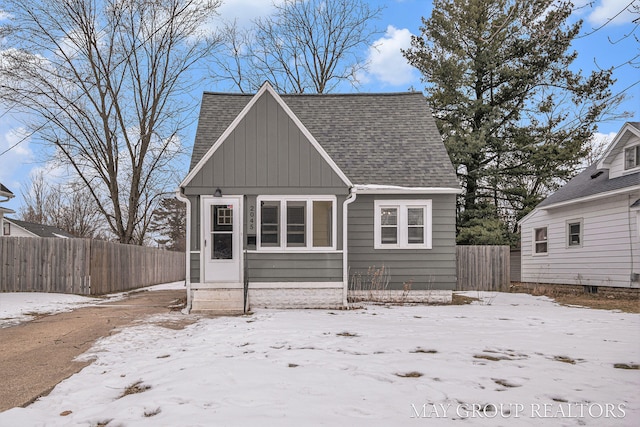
[567,220,582,248]
[533,227,548,254]
[257,196,336,250]
[625,145,640,170]
[374,200,432,249]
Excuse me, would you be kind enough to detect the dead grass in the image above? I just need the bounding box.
[451,294,478,305]
[120,381,151,398]
[553,355,582,364]
[474,354,510,362]
[395,371,423,378]
[336,331,358,337]
[511,283,640,313]
[613,363,640,370]
[493,378,520,388]
[411,348,438,354]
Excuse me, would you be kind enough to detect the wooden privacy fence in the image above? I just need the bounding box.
[0,237,185,295]
[456,245,510,291]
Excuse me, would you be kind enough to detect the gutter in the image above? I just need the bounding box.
[175,187,192,313]
[342,190,357,307]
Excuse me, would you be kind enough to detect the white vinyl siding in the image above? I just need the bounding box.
[608,134,640,179]
[521,192,640,288]
[374,200,432,249]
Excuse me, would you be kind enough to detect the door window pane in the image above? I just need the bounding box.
[287,202,306,246]
[313,200,332,247]
[213,233,233,259]
[213,206,233,232]
[261,202,280,246]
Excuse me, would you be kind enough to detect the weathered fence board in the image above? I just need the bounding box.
[456,245,510,291]
[0,238,184,295]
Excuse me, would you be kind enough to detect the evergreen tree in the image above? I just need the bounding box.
[149,198,186,252]
[404,0,624,245]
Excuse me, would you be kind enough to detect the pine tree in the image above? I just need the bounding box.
[149,198,186,252]
[404,0,624,244]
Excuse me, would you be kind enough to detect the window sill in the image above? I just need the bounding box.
[248,249,343,254]
[374,244,431,250]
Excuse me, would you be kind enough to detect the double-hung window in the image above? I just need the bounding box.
[625,145,640,170]
[567,219,582,248]
[257,196,336,250]
[374,200,432,249]
[533,227,548,255]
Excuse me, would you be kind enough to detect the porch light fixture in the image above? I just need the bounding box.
[214,188,222,197]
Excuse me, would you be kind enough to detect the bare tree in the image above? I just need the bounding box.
[20,170,104,238]
[213,0,383,93]
[0,0,222,244]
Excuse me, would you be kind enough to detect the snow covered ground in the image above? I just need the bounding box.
[0,281,185,328]
[0,291,638,426]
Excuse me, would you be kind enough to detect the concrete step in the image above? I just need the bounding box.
[191,289,245,314]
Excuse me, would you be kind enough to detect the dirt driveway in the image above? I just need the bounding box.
[0,289,191,413]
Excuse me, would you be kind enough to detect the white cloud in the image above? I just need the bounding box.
[0,126,33,183]
[365,25,418,87]
[216,0,281,28]
[587,0,638,26]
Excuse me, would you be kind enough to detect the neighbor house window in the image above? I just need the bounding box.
[533,227,548,254]
[257,196,336,250]
[374,200,432,249]
[625,145,640,170]
[2,221,9,235]
[567,220,582,247]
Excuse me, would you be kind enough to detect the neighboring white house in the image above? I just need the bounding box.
[2,218,74,238]
[0,183,16,236]
[519,122,640,289]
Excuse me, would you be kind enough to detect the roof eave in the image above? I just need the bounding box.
[538,184,640,211]
[353,184,462,194]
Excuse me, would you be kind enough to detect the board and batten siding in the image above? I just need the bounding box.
[521,192,639,288]
[247,252,342,282]
[347,194,457,290]
[185,90,347,195]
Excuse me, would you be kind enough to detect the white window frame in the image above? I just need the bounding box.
[374,200,432,249]
[533,226,548,256]
[566,219,583,248]
[256,195,337,251]
[624,145,640,170]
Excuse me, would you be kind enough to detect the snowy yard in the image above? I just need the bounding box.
[0,289,638,426]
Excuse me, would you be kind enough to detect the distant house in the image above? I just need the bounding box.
[2,217,74,239]
[519,122,640,289]
[0,183,16,236]
[178,82,460,313]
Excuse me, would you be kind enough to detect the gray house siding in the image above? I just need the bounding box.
[347,194,457,290]
[247,252,342,282]
[185,90,349,284]
[185,90,346,194]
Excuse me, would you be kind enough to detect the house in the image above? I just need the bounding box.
[519,122,640,290]
[0,183,16,235]
[177,82,460,313]
[2,217,74,238]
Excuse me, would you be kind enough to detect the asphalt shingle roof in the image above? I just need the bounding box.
[189,91,459,188]
[537,163,639,208]
[6,218,75,238]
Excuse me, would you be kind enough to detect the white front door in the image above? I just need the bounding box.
[202,196,242,283]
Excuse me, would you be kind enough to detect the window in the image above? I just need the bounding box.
[533,227,548,254]
[257,196,336,250]
[567,220,582,247]
[625,146,640,170]
[2,221,9,236]
[374,200,432,249]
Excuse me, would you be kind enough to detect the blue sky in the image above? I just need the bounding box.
[0,0,637,214]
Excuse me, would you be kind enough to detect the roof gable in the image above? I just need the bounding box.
[5,218,74,238]
[185,84,459,189]
[597,122,640,170]
[182,82,351,188]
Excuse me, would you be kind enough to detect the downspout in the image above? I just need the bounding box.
[342,190,357,307]
[176,187,192,313]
